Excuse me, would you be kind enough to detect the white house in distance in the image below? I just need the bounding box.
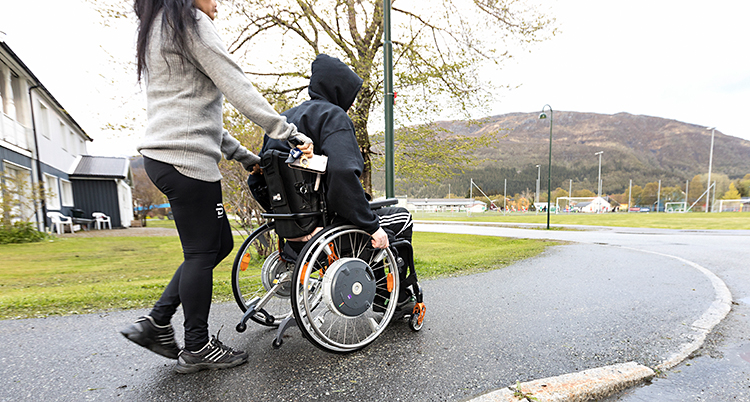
[1,37,133,230]
[405,198,487,213]
[575,197,612,213]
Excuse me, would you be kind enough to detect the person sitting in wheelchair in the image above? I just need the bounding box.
[248,54,417,308]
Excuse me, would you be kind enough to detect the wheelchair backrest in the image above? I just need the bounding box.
[260,150,325,238]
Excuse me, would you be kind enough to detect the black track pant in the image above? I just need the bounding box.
[144,157,233,351]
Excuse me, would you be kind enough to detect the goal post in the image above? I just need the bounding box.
[714,199,745,212]
[664,202,687,213]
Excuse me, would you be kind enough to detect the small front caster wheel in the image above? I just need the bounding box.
[409,314,423,331]
[272,338,283,349]
[236,322,247,333]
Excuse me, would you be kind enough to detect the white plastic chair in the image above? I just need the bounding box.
[92,212,112,230]
[47,212,74,234]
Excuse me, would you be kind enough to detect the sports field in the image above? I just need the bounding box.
[412,211,750,230]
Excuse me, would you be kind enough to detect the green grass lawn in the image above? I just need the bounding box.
[141,218,177,228]
[413,211,750,230]
[0,232,551,319]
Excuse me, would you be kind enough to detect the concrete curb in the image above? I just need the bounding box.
[619,247,733,371]
[467,362,654,402]
[462,246,732,402]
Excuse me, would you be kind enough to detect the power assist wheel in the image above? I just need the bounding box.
[231,223,293,330]
[291,225,400,353]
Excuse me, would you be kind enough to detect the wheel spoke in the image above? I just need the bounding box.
[292,226,400,352]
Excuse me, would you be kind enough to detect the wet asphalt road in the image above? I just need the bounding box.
[0,223,745,401]
[422,222,750,401]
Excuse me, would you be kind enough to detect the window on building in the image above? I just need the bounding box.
[39,103,50,139]
[69,130,77,154]
[60,179,74,207]
[59,120,67,151]
[2,162,34,223]
[44,173,60,210]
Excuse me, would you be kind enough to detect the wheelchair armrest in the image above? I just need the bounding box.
[369,198,398,210]
[261,212,323,220]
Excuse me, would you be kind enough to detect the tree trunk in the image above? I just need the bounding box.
[352,85,374,195]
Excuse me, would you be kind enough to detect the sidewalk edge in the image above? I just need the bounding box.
[466,362,654,402]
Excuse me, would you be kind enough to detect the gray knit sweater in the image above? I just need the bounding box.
[137,10,309,182]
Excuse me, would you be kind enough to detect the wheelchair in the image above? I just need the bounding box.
[231,150,425,353]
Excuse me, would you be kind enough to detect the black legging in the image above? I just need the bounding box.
[144,157,233,351]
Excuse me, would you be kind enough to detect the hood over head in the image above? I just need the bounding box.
[308,54,363,111]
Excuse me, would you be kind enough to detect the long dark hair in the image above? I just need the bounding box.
[134,0,199,82]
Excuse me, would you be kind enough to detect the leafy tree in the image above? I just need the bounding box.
[218,0,556,192]
[722,182,741,200]
[549,187,568,209]
[372,122,495,195]
[0,172,48,243]
[131,167,166,226]
[572,189,595,198]
[738,174,750,197]
[688,175,705,206]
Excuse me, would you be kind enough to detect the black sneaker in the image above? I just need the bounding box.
[175,332,248,374]
[120,316,180,359]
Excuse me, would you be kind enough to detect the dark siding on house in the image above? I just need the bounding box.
[0,148,33,169]
[71,179,122,227]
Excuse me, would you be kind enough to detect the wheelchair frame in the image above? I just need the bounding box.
[231,198,425,353]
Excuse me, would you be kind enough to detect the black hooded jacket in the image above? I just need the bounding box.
[260,54,379,234]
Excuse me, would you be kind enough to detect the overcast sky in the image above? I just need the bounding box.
[1,0,749,157]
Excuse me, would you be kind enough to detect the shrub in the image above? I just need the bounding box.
[0,222,49,244]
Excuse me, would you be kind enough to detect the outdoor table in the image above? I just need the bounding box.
[72,217,95,231]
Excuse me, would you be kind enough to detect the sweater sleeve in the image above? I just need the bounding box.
[221,129,261,170]
[189,12,311,144]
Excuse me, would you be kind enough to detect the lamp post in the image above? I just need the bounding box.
[535,164,541,213]
[383,0,395,198]
[595,151,603,212]
[705,127,715,213]
[539,105,553,229]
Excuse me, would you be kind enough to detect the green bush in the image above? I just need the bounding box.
[0,222,49,244]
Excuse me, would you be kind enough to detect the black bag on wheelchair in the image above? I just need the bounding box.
[258,150,324,239]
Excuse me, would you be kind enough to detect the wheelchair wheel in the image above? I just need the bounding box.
[231,223,293,327]
[291,225,400,353]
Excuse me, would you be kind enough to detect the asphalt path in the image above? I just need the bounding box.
[1,222,745,401]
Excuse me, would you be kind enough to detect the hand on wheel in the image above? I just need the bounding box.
[371,228,389,249]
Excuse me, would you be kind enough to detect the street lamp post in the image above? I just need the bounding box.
[705,127,715,213]
[535,164,541,213]
[595,151,603,212]
[539,105,553,229]
[383,0,395,198]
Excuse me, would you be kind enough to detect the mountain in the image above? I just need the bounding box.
[383,111,750,197]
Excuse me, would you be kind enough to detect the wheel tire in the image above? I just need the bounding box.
[291,225,400,353]
[230,223,293,327]
[409,313,423,332]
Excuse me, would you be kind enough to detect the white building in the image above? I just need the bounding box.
[405,198,487,213]
[1,39,132,230]
[576,197,612,213]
